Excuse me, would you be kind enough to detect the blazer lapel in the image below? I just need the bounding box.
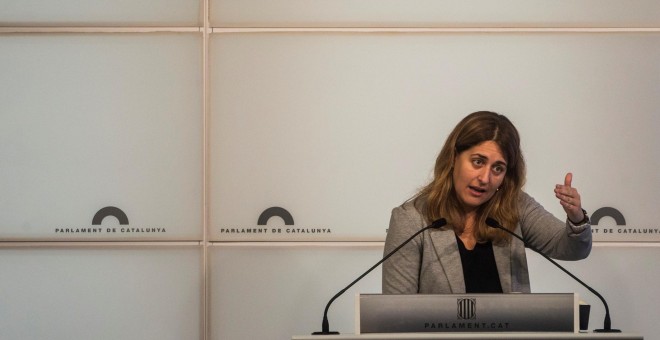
[493,239,513,293]
[429,228,465,293]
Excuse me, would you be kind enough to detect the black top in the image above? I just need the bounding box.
[455,234,503,293]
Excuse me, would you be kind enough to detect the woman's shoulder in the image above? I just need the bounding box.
[391,200,426,228]
[399,199,419,211]
[517,190,539,209]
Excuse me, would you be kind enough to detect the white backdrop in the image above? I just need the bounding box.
[0,33,203,241]
[210,32,660,242]
[211,0,660,27]
[1,1,659,339]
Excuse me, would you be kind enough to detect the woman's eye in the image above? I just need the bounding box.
[493,165,505,174]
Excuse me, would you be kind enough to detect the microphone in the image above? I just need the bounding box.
[312,217,447,335]
[485,217,621,333]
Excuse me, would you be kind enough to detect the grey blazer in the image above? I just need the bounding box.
[382,191,592,294]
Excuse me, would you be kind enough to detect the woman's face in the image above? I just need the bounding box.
[452,140,507,212]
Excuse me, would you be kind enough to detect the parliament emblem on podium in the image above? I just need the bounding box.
[457,298,476,320]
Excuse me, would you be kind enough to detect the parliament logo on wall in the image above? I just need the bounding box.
[217,206,332,240]
[53,206,167,235]
[591,207,659,242]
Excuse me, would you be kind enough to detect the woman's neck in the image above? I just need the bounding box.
[458,212,478,250]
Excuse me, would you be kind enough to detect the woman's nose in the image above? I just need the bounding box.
[477,167,490,183]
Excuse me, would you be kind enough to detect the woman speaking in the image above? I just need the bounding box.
[382,111,592,294]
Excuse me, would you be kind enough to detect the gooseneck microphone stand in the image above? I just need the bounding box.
[312,218,447,335]
[485,217,621,333]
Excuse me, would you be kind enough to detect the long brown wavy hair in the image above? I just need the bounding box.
[413,111,526,244]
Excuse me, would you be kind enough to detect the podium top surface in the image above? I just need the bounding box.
[293,333,643,340]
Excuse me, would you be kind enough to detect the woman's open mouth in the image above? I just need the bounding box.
[468,185,487,196]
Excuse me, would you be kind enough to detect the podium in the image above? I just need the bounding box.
[293,333,643,339]
[295,294,643,340]
[357,294,578,333]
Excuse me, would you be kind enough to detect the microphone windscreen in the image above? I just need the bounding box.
[485,217,501,228]
[431,218,447,228]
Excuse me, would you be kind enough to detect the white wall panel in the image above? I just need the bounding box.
[210,244,660,339]
[209,32,660,242]
[528,246,660,335]
[209,244,383,339]
[211,0,660,28]
[0,246,202,340]
[0,33,203,241]
[0,0,201,26]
